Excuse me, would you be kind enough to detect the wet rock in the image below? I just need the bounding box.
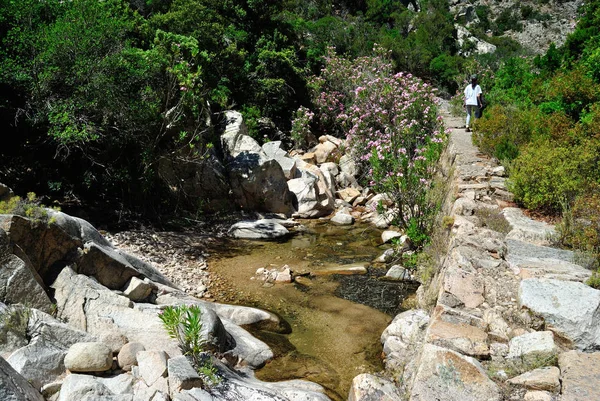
[97,374,134,395]
[409,344,500,401]
[559,350,600,401]
[0,356,45,401]
[519,278,600,350]
[228,219,289,239]
[375,249,395,263]
[330,212,354,226]
[310,264,368,276]
[118,342,146,371]
[506,366,560,392]
[507,331,557,364]
[348,373,403,401]
[64,342,113,373]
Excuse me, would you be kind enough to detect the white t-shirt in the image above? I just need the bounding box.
[464,84,482,106]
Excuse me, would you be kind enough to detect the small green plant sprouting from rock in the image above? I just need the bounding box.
[442,215,455,230]
[158,304,220,386]
[0,305,32,343]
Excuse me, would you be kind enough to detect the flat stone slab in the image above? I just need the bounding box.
[559,350,600,401]
[520,279,600,350]
[506,366,560,391]
[506,238,581,267]
[503,208,556,246]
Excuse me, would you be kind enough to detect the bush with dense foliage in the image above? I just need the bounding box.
[293,48,447,247]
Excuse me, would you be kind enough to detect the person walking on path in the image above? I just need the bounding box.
[464,75,482,132]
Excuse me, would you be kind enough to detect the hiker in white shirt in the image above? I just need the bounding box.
[464,75,482,132]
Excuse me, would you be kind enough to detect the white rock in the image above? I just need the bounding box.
[228,219,289,239]
[123,277,153,301]
[137,351,169,386]
[117,342,146,371]
[330,213,354,225]
[508,331,557,364]
[64,342,113,373]
[381,231,403,244]
[348,373,403,401]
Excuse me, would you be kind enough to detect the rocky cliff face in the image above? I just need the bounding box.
[450,0,583,54]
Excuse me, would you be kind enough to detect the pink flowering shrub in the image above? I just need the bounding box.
[292,47,448,247]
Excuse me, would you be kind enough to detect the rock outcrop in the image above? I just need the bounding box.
[0,206,330,401]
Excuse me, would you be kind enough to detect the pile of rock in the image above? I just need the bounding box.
[349,105,600,400]
[221,112,397,230]
[253,266,294,285]
[0,204,330,401]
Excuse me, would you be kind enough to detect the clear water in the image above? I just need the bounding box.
[207,221,417,400]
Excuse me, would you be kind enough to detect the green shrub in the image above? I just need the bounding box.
[556,189,600,279]
[0,193,59,223]
[508,140,600,212]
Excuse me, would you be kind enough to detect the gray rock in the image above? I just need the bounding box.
[348,373,403,401]
[503,208,556,246]
[167,356,203,397]
[262,141,297,180]
[288,176,334,218]
[118,342,146,371]
[381,310,429,370]
[57,374,131,401]
[319,162,339,178]
[330,213,354,225]
[375,249,395,263]
[520,278,600,350]
[0,356,45,401]
[51,268,181,358]
[123,277,153,302]
[338,155,357,178]
[221,111,294,216]
[137,351,168,386]
[0,251,53,313]
[523,391,553,401]
[385,265,411,281]
[7,336,68,389]
[507,331,557,364]
[228,219,289,239]
[64,342,113,373]
[381,231,403,244]
[409,344,500,401]
[97,374,134,395]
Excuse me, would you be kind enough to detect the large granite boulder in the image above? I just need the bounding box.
[0,235,53,313]
[409,344,500,401]
[262,141,297,180]
[221,111,294,216]
[519,278,600,350]
[0,356,45,401]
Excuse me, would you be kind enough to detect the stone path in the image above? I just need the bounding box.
[369,101,600,401]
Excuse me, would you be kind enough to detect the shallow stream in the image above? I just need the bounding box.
[207,221,419,400]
